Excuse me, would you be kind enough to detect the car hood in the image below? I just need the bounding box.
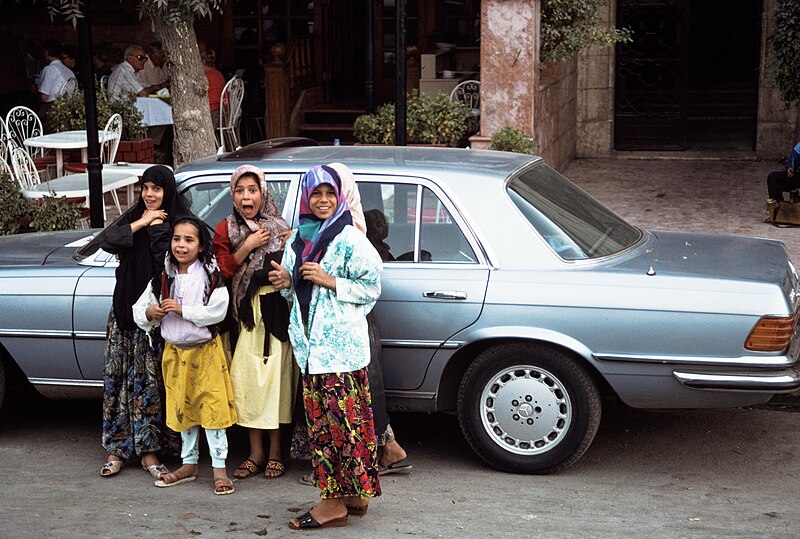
[618,230,791,284]
[0,230,93,266]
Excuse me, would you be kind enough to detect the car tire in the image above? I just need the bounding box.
[457,343,601,474]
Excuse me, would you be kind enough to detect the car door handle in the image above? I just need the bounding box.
[423,290,467,300]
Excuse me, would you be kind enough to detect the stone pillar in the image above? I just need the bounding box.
[471,0,540,150]
[757,0,798,160]
[576,0,616,157]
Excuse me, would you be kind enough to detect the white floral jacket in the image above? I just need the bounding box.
[280,225,382,374]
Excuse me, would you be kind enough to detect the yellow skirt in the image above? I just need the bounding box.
[162,335,238,432]
[230,285,298,429]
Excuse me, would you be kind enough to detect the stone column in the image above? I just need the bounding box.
[470,0,540,150]
[758,0,798,160]
[576,0,617,157]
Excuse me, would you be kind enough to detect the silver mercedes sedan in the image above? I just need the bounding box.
[2,143,799,474]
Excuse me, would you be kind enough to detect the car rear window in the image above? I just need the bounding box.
[507,163,642,260]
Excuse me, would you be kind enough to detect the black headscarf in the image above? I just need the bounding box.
[99,165,191,331]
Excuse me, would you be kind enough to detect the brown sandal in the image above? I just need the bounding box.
[264,459,285,478]
[214,477,235,496]
[233,458,266,479]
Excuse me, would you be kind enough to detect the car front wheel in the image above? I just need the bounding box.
[457,343,601,474]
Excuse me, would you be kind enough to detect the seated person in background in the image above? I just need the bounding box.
[767,141,800,205]
[201,48,225,133]
[138,41,170,87]
[364,209,394,262]
[93,42,113,82]
[108,44,167,98]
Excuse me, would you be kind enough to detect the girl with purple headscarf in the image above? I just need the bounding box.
[268,164,382,530]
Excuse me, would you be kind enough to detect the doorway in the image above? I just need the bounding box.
[614,0,761,151]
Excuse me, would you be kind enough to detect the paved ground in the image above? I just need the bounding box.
[564,155,800,264]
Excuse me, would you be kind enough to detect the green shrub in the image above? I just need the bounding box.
[48,88,146,140]
[353,91,471,145]
[0,172,80,235]
[490,127,534,154]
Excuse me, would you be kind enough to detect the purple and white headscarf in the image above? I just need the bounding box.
[290,164,352,322]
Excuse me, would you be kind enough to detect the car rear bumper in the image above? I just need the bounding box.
[673,369,800,392]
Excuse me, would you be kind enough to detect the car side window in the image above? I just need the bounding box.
[181,178,291,230]
[358,181,476,264]
[359,181,418,262]
[420,187,476,263]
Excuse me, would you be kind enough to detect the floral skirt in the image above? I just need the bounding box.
[303,367,381,500]
[101,312,179,459]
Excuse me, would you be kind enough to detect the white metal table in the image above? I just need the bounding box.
[22,171,139,220]
[23,130,116,177]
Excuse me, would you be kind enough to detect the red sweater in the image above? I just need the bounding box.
[212,219,241,280]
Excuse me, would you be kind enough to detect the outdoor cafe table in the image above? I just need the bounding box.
[21,171,139,220]
[23,130,116,177]
[135,96,173,126]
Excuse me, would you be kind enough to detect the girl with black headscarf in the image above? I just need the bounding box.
[98,165,189,479]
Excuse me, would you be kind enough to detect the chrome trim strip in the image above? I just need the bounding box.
[74,332,107,340]
[673,370,800,392]
[0,330,106,340]
[0,329,72,338]
[381,339,462,349]
[29,377,103,388]
[594,352,795,368]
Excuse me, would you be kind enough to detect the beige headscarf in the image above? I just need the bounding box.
[226,164,289,322]
[327,162,366,234]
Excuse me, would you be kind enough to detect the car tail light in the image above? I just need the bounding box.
[745,312,798,352]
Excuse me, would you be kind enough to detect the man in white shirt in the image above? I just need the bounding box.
[108,44,167,98]
[137,41,170,87]
[38,40,74,103]
[37,39,75,130]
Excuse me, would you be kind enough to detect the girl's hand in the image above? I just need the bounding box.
[268,260,291,290]
[299,262,336,290]
[142,209,168,226]
[146,304,166,321]
[277,229,295,250]
[244,229,271,251]
[160,299,183,317]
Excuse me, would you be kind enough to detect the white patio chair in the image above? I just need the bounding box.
[58,77,79,97]
[219,77,244,153]
[63,113,124,214]
[10,146,42,192]
[0,155,12,181]
[0,115,13,164]
[5,106,44,158]
[5,105,53,179]
[12,145,92,226]
[450,79,480,134]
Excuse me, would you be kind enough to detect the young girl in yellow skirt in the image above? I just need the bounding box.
[133,216,238,495]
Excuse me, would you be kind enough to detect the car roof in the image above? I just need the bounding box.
[175,145,540,181]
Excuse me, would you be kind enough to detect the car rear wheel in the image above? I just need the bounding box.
[457,343,601,474]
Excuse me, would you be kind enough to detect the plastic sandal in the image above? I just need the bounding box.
[100,460,124,477]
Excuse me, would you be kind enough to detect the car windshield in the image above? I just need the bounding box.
[507,163,642,260]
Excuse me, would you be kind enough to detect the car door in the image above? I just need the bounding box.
[356,175,490,391]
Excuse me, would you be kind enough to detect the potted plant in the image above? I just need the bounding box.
[353,90,471,146]
[0,172,80,234]
[48,88,153,163]
[489,127,534,154]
